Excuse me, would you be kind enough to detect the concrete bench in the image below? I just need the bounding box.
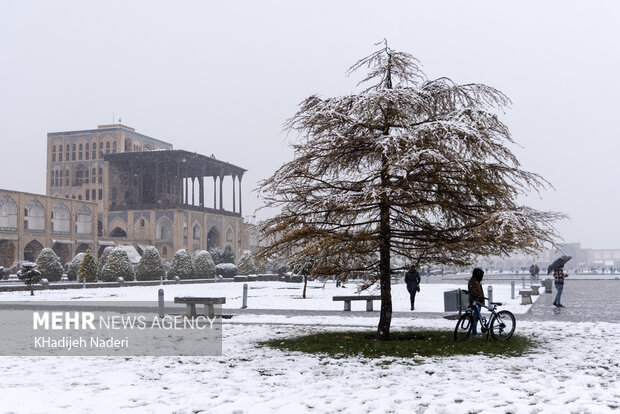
[530,285,540,295]
[519,290,532,305]
[333,295,381,311]
[174,297,226,318]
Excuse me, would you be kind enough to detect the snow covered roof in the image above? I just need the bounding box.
[104,149,246,177]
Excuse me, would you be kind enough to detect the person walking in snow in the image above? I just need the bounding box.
[553,265,568,307]
[468,268,485,337]
[529,263,539,282]
[404,266,421,311]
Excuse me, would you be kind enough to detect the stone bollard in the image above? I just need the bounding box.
[158,289,164,318]
[174,276,180,284]
[117,277,125,286]
[242,283,248,309]
[522,277,525,289]
[487,286,493,307]
[511,281,515,300]
[40,278,49,290]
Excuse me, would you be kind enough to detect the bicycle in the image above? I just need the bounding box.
[453,298,516,342]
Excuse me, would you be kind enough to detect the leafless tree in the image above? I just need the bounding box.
[258,41,564,340]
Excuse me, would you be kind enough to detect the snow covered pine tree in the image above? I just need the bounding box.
[258,41,563,340]
[135,246,166,281]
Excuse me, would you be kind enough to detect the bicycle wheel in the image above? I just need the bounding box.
[490,310,515,341]
[454,313,472,342]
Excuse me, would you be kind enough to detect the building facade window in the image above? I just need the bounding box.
[78,143,83,160]
[24,200,45,231]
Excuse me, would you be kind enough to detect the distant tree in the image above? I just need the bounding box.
[67,253,85,281]
[135,246,165,281]
[100,247,135,282]
[237,252,259,275]
[36,248,63,282]
[193,250,216,279]
[169,249,194,279]
[216,263,238,278]
[208,248,223,265]
[17,263,41,295]
[258,41,563,340]
[222,245,235,264]
[291,255,316,299]
[78,249,98,283]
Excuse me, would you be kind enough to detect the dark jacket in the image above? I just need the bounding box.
[468,274,484,305]
[405,268,421,292]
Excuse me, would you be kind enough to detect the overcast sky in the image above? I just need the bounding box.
[1,1,619,249]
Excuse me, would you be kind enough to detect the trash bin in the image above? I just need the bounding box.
[542,278,553,293]
[444,289,469,312]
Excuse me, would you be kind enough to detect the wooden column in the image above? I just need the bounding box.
[232,175,236,213]
[238,174,242,216]
[219,174,223,211]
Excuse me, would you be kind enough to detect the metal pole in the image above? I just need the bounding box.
[522,277,525,289]
[511,281,515,299]
[83,277,86,289]
[487,286,493,307]
[158,288,164,318]
[242,283,248,309]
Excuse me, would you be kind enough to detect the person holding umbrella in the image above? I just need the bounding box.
[553,265,568,307]
[548,255,571,308]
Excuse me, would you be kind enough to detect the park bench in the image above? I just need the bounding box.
[519,290,532,305]
[174,297,226,318]
[333,295,381,311]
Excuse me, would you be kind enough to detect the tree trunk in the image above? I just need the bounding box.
[377,154,392,340]
[302,275,307,299]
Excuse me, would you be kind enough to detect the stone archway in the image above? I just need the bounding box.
[24,240,43,262]
[75,243,91,255]
[52,242,71,265]
[0,240,15,268]
[110,227,127,238]
[207,226,220,250]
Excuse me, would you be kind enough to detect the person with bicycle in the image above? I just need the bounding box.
[468,268,485,337]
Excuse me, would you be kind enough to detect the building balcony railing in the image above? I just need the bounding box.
[0,226,18,232]
[108,202,242,218]
[51,231,70,236]
[24,229,46,234]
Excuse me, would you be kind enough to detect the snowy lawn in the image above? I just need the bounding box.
[0,315,618,413]
[0,280,534,314]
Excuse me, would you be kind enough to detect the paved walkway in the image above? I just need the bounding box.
[522,279,620,323]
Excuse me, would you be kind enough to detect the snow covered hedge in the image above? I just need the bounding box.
[98,246,114,275]
[78,250,97,283]
[135,246,165,281]
[36,248,63,282]
[66,253,85,281]
[168,249,194,279]
[193,250,216,278]
[100,247,135,282]
[216,262,238,278]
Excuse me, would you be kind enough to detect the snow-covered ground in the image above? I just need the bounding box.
[0,315,618,413]
[0,280,532,315]
[2,281,617,413]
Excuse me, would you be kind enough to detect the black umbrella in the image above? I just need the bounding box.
[547,255,572,274]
